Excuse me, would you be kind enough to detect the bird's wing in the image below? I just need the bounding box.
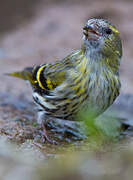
[43,50,83,90]
[7,50,82,92]
[34,55,76,91]
[34,63,67,91]
[7,61,73,92]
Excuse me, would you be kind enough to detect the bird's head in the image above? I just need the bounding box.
[82,18,122,63]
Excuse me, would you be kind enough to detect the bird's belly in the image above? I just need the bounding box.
[83,82,119,117]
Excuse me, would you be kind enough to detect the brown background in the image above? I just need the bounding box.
[0,0,133,99]
[0,2,133,178]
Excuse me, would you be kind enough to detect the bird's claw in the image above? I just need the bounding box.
[41,123,58,145]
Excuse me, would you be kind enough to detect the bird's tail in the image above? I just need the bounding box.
[6,67,35,85]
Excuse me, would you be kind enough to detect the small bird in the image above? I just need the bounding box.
[7,18,122,143]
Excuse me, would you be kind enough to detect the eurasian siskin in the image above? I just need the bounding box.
[7,18,122,143]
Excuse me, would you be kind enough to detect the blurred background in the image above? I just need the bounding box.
[0,0,133,97]
[0,0,133,179]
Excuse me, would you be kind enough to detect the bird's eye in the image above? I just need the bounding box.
[105,28,112,35]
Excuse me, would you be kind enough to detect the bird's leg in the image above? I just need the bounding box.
[41,122,57,144]
[37,109,57,144]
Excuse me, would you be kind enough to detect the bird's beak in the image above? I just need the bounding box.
[83,24,102,40]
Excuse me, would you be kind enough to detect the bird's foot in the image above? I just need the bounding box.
[41,123,58,145]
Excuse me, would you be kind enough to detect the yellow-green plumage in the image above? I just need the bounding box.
[7,18,122,125]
